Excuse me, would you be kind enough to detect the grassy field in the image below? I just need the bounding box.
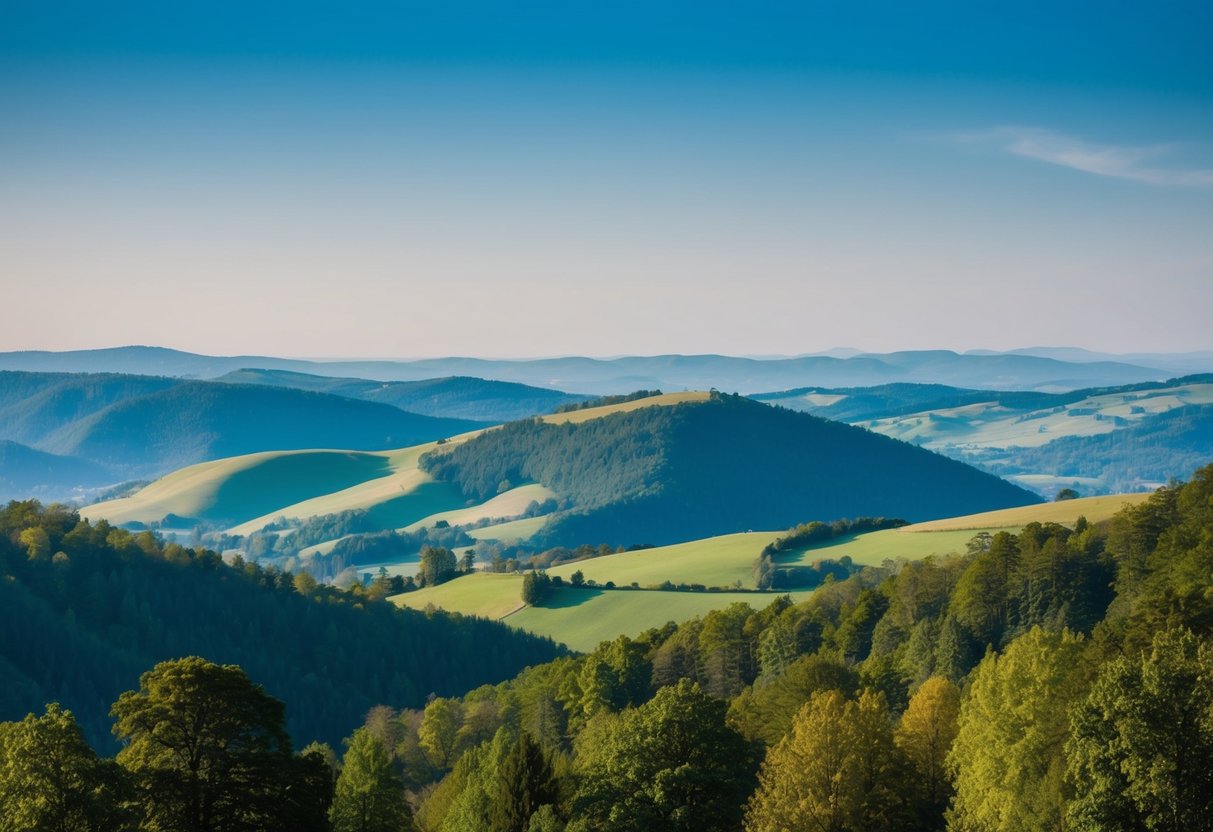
[224,442,461,535]
[86,438,489,536]
[81,449,395,527]
[539,391,710,425]
[403,494,1154,638]
[394,573,530,619]
[392,572,807,651]
[468,515,549,542]
[903,492,1151,531]
[401,483,556,532]
[507,587,811,651]
[779,527,1014,568]
[547,531,782,589]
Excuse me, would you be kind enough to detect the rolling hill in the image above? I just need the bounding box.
[421,392,1041,546]
[46,382,483,477]
[996,404,1213,492]
[85,391,1039,556]
[0,371,485,481]
[755,376,1213,495]
[0,371,179,446]
[215,368,589,421]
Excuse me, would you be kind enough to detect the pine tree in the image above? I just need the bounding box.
[488,732,560,832]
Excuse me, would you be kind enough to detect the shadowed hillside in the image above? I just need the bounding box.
[41,382,483,477]
[0,441,113,500]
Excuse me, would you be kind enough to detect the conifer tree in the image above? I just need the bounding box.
[488,732,560,832]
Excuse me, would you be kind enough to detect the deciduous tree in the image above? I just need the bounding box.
[330,728,413,832]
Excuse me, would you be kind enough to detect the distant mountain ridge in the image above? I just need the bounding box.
[214,368,590,421]
[1,345,1206,394]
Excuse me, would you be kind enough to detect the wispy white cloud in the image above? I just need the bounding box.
[953,127,1213,187]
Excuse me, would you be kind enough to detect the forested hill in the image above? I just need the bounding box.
[44,381,484,476]
[1001,403,1213,492]
[0,501,562,751]
[0,371,485,485]
[421,393,1040,546]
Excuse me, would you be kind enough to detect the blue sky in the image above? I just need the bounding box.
[2,1,1211,357]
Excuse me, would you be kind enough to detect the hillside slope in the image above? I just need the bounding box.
[0,371,180,446]
[755,376,1213,495]
[41,381,484,477]
[998,404,1213,492]
[422,393,1041,546]
[217,368,589,421]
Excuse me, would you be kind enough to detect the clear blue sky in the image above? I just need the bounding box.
[2,1,1211,357]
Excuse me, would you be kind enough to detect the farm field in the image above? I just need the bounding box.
[506,586,812,651]
[394,573,530,620]
[468,515,549,542]
[400,483,556,532]
[392,572,808,651]
[903,492,1151,531]
[547,532,782,589]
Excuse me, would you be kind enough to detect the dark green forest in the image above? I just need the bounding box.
[421,393,1039,546]
[0,501,561,752]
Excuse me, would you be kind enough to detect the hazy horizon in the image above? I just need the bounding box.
[3,342,1213,364]
[3,2,1211,356]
